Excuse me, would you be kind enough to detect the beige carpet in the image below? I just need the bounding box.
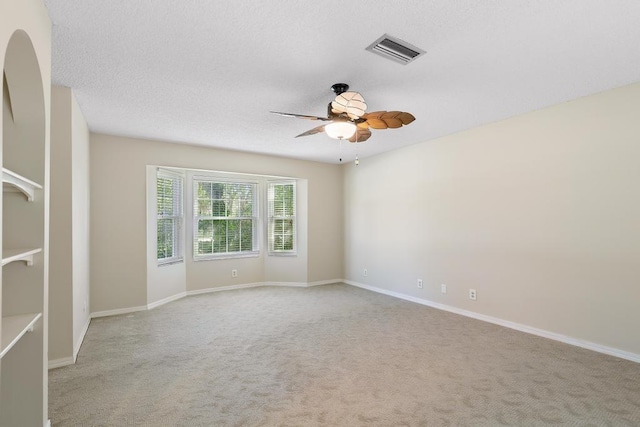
[49,283,640,426]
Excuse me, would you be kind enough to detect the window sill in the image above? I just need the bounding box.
[193,252,260,262]
[157,258,184,267]
[268,252,297,257]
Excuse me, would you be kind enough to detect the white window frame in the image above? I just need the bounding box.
[193,176,259,260]
[267,180,297,255]
[156,169,184,265]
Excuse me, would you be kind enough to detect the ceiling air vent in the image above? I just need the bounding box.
[366,34,425,65]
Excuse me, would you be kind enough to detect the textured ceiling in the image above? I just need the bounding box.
[44,1,640,164]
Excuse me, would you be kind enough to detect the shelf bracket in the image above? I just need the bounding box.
[2,168,42,202]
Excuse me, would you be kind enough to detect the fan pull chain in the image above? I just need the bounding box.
[339,138,344,163]
[354,130,359,166]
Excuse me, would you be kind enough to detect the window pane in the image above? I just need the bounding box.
[213,219,227,253]
[198,199,212,216]
[240,219,253,251]
[157,218,174,258]
[193,179,257,257]
[157,170,183,262]
[227,219,240,253]
[212,200,226,217]
[268,182,295,253]
[157,177,175,216]
[197,219,214,255]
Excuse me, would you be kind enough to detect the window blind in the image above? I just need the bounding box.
[268,181,296,254]
[157,169,184,264]
[193,178,258,258]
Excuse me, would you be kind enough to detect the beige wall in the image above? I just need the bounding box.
[91,134,343,313]
[71,90,90,355]
[49,85,73,362]
[49,85,90,365]
[344,82,640,357]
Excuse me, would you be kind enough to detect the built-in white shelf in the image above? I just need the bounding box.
[0,313,42,358]
[2,167,42,202]
[2,248,42,267]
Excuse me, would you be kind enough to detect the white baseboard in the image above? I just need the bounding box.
[48,317,92,370]
[307,279,342,287]
[186,282,264,296]
[263,281,308,287]
[90,305,147,318]
[73,316,92,362]
[344,280,640,364]
[186,279,340,295]
[147,291,187,310]
[88,280,342,319]
[48,356,75,370]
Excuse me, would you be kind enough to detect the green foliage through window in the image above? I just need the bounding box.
[194,180,257,257]
[157,171,183,263]
[268,182,296,253]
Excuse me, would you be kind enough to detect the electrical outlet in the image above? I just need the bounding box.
[232,269,238,278]
[363,268,368,277]
[417,279,423,289]
[469,289,477,300]
[441,284,447,294]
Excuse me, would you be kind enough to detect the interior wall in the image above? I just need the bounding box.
[49,85,90,365]
[49,85,73,362]
[70,90,90,352]
[91,134,343,313]
[344,82,640,357]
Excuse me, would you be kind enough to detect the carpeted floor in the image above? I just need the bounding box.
[49,283,640,426]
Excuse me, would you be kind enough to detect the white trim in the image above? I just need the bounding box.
[90,305,147,318]
[186,282,264,296]
[45,420,51,427]
[344,280,640,364]
[73,317,91,362]
[87,280,343,318]
[47,317,91,370]
[193,252,260,262]
[147,292,187,310]
[262,281,308,288]
[307,279,341,287]
[48,356,75,370]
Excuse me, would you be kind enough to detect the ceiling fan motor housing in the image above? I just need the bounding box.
[331,83,349,95]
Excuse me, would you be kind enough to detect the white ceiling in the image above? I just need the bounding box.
[44,1,640,164]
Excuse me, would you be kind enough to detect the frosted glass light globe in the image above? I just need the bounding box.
[325,121,356,139]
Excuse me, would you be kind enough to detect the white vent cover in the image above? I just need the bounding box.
[365,34,425,65]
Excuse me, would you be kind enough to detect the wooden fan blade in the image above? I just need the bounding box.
[295,124,326,138]
[389,111,416,125]
[348,128,372,143]
[363,111,416,129]
[366,118,389,129]
[270,111,331,121]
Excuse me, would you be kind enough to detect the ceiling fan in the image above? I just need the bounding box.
[271,83,415,143]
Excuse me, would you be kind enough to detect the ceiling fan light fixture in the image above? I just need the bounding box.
[325,121,357,139]
[332,92,367,119]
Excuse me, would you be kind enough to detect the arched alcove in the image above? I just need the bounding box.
[3,29,46,183]
[1,28,47,427]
